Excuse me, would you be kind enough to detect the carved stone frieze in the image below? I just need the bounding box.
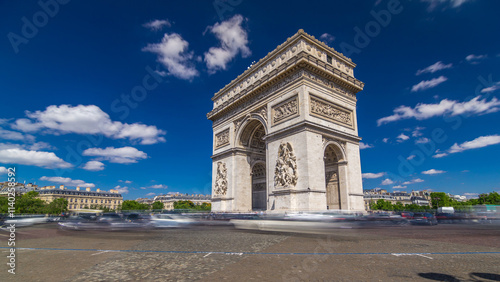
[215,129,230,148]
[214,162,228,196]
[310,95,353,128]
[272,95,299,125]
[274,142,298,189]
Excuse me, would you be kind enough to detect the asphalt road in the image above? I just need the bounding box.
[1,223,499,281]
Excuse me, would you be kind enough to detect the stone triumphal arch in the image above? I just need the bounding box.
[208,30,365,212]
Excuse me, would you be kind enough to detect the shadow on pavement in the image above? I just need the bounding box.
[419,272,500,282]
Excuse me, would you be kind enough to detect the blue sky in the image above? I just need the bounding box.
[1,0,499,200]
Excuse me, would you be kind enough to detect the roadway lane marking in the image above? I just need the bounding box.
[1,247,498,257]
[203,252,212,257]
[91,250,111,256]
[391,253,433,259]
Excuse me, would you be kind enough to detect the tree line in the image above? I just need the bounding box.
[0,191,68,215]
[370,191,500,212]
[1,194,213,214]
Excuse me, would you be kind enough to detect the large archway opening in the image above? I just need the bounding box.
[251,162,266,210]
[324,144,341,210]
[239,119,267,211]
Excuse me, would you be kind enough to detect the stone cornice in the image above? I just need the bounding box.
[270,188,326,196]
[211,147,264,161]
[208,30,364,121]
[208,59,363,123]
[264,120,362,144]
[212,30,353,98]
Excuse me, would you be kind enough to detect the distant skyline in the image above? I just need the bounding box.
[1,0,499,200]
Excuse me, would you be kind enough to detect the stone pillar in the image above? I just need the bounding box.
[233,152,252,212]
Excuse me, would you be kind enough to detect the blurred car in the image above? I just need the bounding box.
[362,213,409,226]
[2,215,48,227]
[435,213,464,223]
[58,213,148,231]
[149,214,195,228]
[399,212,414,219]
[410,212,438,225]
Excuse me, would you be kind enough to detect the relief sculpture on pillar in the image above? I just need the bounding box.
[274,142,298,188]
[215,161,228,196]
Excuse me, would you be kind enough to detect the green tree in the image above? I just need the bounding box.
[174,200,195,210]
[152,201,164,210]
[199,202,211,211]
[16,191,46,214]
[393,201,404,211]
[371,199,393,211]
[404,204,429,211]
[121,200,149,211]
[430,192,453,209]
[45,198,68,215]
[0,196,9,213]
[485,192,500,205]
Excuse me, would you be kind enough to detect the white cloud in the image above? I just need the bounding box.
[465,54,487,64]
[481,81,500,94]
[382,138,389,143]
[407,155,416,160]
[381,178,394,185]
[416,61,452,75]
[412,126,425,137]
[421,0,473,11]
[393,185,407,189]
[362,172,385,179]
[83,161,105,171]
[0,143,22,150]
[119,180,132,184]
[359,142,373,149]
[114,185,129,194]
[0,140,54,152]
[141,184,168,189]
[29,142,52,151]
[143,33,198,80]
[403,178,424,185]
[422,169,446,175]
[0,148,72,169]
[448,135,500,154]
[320,33,335,43]
[83,146,147,164]
[0,128,35,142]
[433,152,449,158]
[146,192,156,196]
[143,19,171,31]
[397,133,410,142]
[411,76,448,92]
[377,96,500,126]
[463,192,479,199]
[204,15,251,73]
[415,137,430,144]
[40,176,94,187]
[0,167,7,174]
[13,105,166,145]
[433,135,500,158]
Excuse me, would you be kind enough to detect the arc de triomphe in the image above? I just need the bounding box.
[208,30,365,212]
